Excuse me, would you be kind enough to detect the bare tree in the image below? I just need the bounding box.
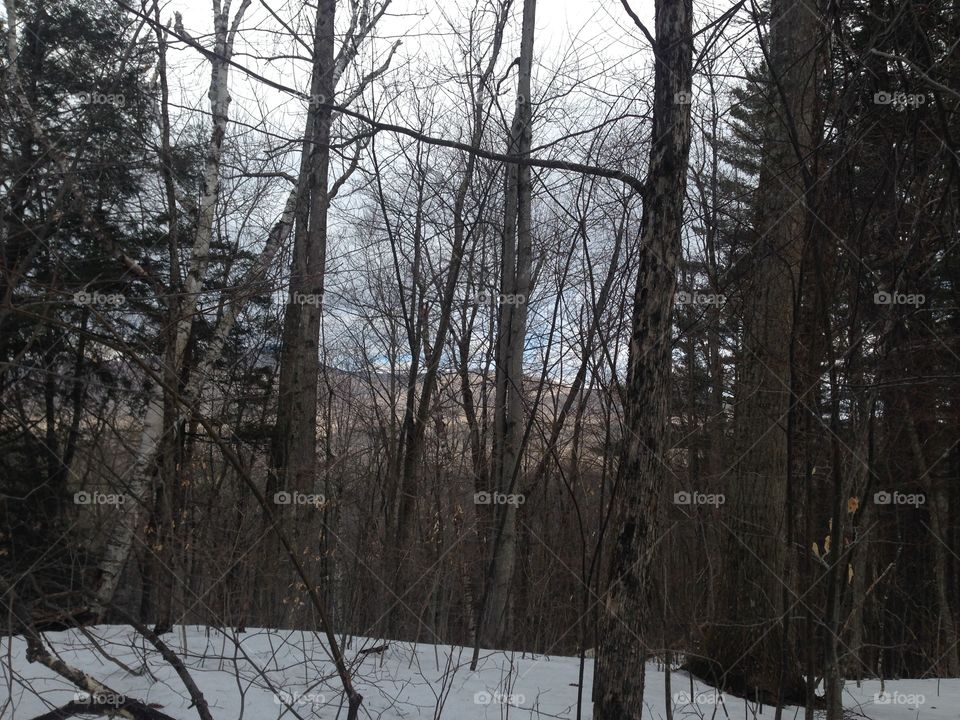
[477,0,538,652]
[594,0,693,717]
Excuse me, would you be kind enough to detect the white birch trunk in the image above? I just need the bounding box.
[90,385,163,617]
[92,0,250,615]
[172,1,251,369]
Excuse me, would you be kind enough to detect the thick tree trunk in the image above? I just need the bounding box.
[593,1,693,717]
[691,0,821,702]
[267,3,399,516]
[266,0,336,629]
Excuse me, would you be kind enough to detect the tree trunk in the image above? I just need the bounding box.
[691,0,821,702]
[478,0,537,651]
[904,401,960,676]
[270,0,336,497]
[385,1,510,640]
[593,0,693,717]
[91,384,163,617]
[90,0,252,619]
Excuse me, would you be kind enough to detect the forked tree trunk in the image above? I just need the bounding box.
[270,0,336,497]
[593,0,693,717]
[265,0,336,630]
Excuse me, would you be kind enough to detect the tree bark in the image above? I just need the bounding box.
[90,384,163,618]
[904,400,960,676]
[270,0,336,496]
[478,0,537,651]
[691,0,822,701]
[90,0,252,619]
[593,0,693,717]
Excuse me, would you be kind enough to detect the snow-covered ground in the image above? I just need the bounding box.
[1,626,954,718]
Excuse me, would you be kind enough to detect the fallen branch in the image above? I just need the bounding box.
[356,643,389,657]
[109,605,215,720]
[28,698,170,720]
[75,623,149,678]
[2,583,178,720]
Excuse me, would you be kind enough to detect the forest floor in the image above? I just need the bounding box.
[2,626,953,719]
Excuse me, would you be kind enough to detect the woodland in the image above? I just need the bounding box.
[1,0,958,718]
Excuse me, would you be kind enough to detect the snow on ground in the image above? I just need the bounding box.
[1,626,955,719]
